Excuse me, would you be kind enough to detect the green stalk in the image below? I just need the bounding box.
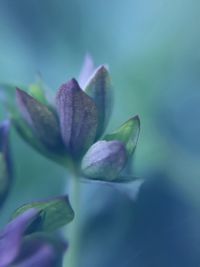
[63,173,81,267]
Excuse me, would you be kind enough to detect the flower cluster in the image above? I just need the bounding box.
[13,56,140,182]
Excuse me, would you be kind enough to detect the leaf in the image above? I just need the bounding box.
[28,82,47,105]
[104,115,140,156]
[16,88,64,152]
[81,140,127,181]
[85,66,113,138]
[81,177,144,201]
[11,196,74,233]
[56,79,98,157]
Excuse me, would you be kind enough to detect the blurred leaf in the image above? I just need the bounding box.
[85,66,112,138]
[104,115,140,156]
[11,196,74,233]
[28,83,47,105]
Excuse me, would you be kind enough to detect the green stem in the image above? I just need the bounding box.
[63,173,81,267]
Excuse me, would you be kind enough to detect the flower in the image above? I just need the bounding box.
[13,56,140,182]
[0,195,74,267]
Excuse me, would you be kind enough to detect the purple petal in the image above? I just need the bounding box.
[0,209,39,267]
[56,79,98,157]
[0,120,13,208]
[78,54,95,89]
[16,88,64,152]
[14,245,56,267]
[85,66,113,138]
[14,233,67,267]
[81,140,127,181]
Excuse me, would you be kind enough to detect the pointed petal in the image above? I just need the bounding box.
[78,54,95,88]
[85,65,113,137]
[104,115,140,156]
[56,79,98,157]
[81,140,127,181]
[0,209,39,267]
[16,88,64,151]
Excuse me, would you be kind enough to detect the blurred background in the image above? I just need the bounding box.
[0,0,200,266]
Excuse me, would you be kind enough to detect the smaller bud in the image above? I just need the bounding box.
[85,66,113,138]
[56,79,98,157]
[16,88,64,152]
[104,115,140,156]
[81,140,127,181]
[0,120,12,208]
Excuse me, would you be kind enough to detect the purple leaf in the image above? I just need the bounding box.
[0,209,39,267]
[81,140,127,181]
[56,79,98,157]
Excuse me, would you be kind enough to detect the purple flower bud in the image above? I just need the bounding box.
[81,140,127,181]
[16,88,64,152]
[78,54,95,88]
[85,66,113,138]
[56,79,98,157]
[0,120,13,208]
[0,209,39,267]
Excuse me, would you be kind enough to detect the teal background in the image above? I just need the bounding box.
[0,1,200,266]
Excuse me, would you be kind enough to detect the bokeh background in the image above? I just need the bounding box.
[0,1,200,266]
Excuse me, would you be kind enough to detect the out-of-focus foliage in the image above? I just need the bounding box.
[0,1,200,267]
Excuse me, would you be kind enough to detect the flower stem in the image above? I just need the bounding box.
[64,173,81,267]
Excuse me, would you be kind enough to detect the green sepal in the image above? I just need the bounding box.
[103,115,140,156]
[11,196,74,233]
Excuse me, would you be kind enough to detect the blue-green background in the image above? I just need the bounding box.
[0,1,200,266]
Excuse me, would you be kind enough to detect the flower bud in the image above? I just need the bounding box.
[56,79,98,157]
[85,66,112,138]
[16,88,64,152]
[81,140,127,181]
